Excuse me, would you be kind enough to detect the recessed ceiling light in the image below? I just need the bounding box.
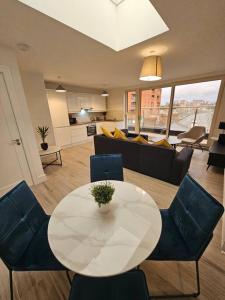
[17,43,30,51]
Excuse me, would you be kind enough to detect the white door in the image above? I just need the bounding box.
[0,72,32,196]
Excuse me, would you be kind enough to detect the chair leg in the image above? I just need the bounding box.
[9,269,13,300]
[66,270,72,285]
[148,261,200,299]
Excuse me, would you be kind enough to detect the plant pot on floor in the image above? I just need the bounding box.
[41,143,48,150]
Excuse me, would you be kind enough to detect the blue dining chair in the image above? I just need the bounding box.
[146,175,224,298]
[0,181,71,300]
[68,270,149,300]
[90,154,124,182]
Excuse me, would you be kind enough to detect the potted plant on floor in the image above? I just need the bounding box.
[37,126,49,150]
[90,181,115,213]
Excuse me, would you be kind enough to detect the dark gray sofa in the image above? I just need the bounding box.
[94,132,193,185]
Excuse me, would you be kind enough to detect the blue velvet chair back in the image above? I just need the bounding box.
[90,154,124,182]
[169,175,224,256]
[0,181,47,266]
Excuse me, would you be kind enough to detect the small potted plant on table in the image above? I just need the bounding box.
[37,126,49,150]
[91,181,115,213]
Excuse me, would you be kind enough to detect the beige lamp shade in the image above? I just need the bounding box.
[139,56,162,81]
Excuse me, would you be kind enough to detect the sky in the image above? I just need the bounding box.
[161,80,221,105]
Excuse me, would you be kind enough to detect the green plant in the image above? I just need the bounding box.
[90,181,115,207]
[36,126,49,143]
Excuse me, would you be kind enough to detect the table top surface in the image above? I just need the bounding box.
[48,180,162,277]
[39,145,61,156]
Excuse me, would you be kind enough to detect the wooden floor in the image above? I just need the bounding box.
[0,142,224,300]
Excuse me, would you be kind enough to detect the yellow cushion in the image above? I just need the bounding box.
[154,139,173,149]
[132,135,149,144]
[114,128,127,140]
[101,126,114,138]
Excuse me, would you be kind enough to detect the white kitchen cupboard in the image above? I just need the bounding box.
[54,127,71,147]
[47,91,70,127]
[67,92,81,113]
[92,95,106,112]
[71,125,88,144]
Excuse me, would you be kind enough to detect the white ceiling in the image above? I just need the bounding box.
[17,0,168,51]
[0,0,225,89]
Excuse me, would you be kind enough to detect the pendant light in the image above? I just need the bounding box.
[101,90,109,97]
[56,76,67,93]
[139,56,162,81]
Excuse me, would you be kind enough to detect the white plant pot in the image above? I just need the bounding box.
[98,203,111,214]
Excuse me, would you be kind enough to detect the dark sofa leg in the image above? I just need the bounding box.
[148,261,200,299]
[9,270,13,300]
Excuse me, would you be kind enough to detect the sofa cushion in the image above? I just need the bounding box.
[153,139,174,149]
[132,135,149,144]
[101,126,114,138]
[114,128,127,140]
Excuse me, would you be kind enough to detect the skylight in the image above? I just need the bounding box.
[18,0,169,51]
[110,0,125,6]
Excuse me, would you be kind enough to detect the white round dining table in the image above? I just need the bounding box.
[48,180,162,277]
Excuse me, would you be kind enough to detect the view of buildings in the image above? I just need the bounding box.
[127,80,221,133]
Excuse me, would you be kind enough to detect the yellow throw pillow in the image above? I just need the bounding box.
[114,128,127,140]
[101,126,114,138]
[154,139,173,149]
[132,135,149,144]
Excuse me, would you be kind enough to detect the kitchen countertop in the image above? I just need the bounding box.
[70,120,124,126]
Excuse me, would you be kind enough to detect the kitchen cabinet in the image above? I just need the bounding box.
[91,95,106,112]
[71,125,88,144]
[67,92,106,113]
[54,127,71,147]
[67,92,81,113]
[47,91,70,127]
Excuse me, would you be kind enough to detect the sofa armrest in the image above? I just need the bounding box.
[170,147,194,185]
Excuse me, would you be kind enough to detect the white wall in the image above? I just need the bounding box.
[107,88,125,121]
[21,72,55,146]
[0,45,45,185]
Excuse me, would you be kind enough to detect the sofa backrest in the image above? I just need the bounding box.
[139,143,176,182]
[94,135,141,171]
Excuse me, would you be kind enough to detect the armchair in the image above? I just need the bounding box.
[177,126,206,151]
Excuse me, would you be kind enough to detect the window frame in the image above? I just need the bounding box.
[125,75,225,137]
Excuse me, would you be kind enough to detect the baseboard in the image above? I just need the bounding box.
[36,174,47,184]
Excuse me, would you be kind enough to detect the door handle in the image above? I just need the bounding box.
[12,139,21,145]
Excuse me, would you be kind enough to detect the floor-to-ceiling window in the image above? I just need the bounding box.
[125,79,222,137]
[170,80,221,134]
[126,91,137,131]
[140,87,171,134]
